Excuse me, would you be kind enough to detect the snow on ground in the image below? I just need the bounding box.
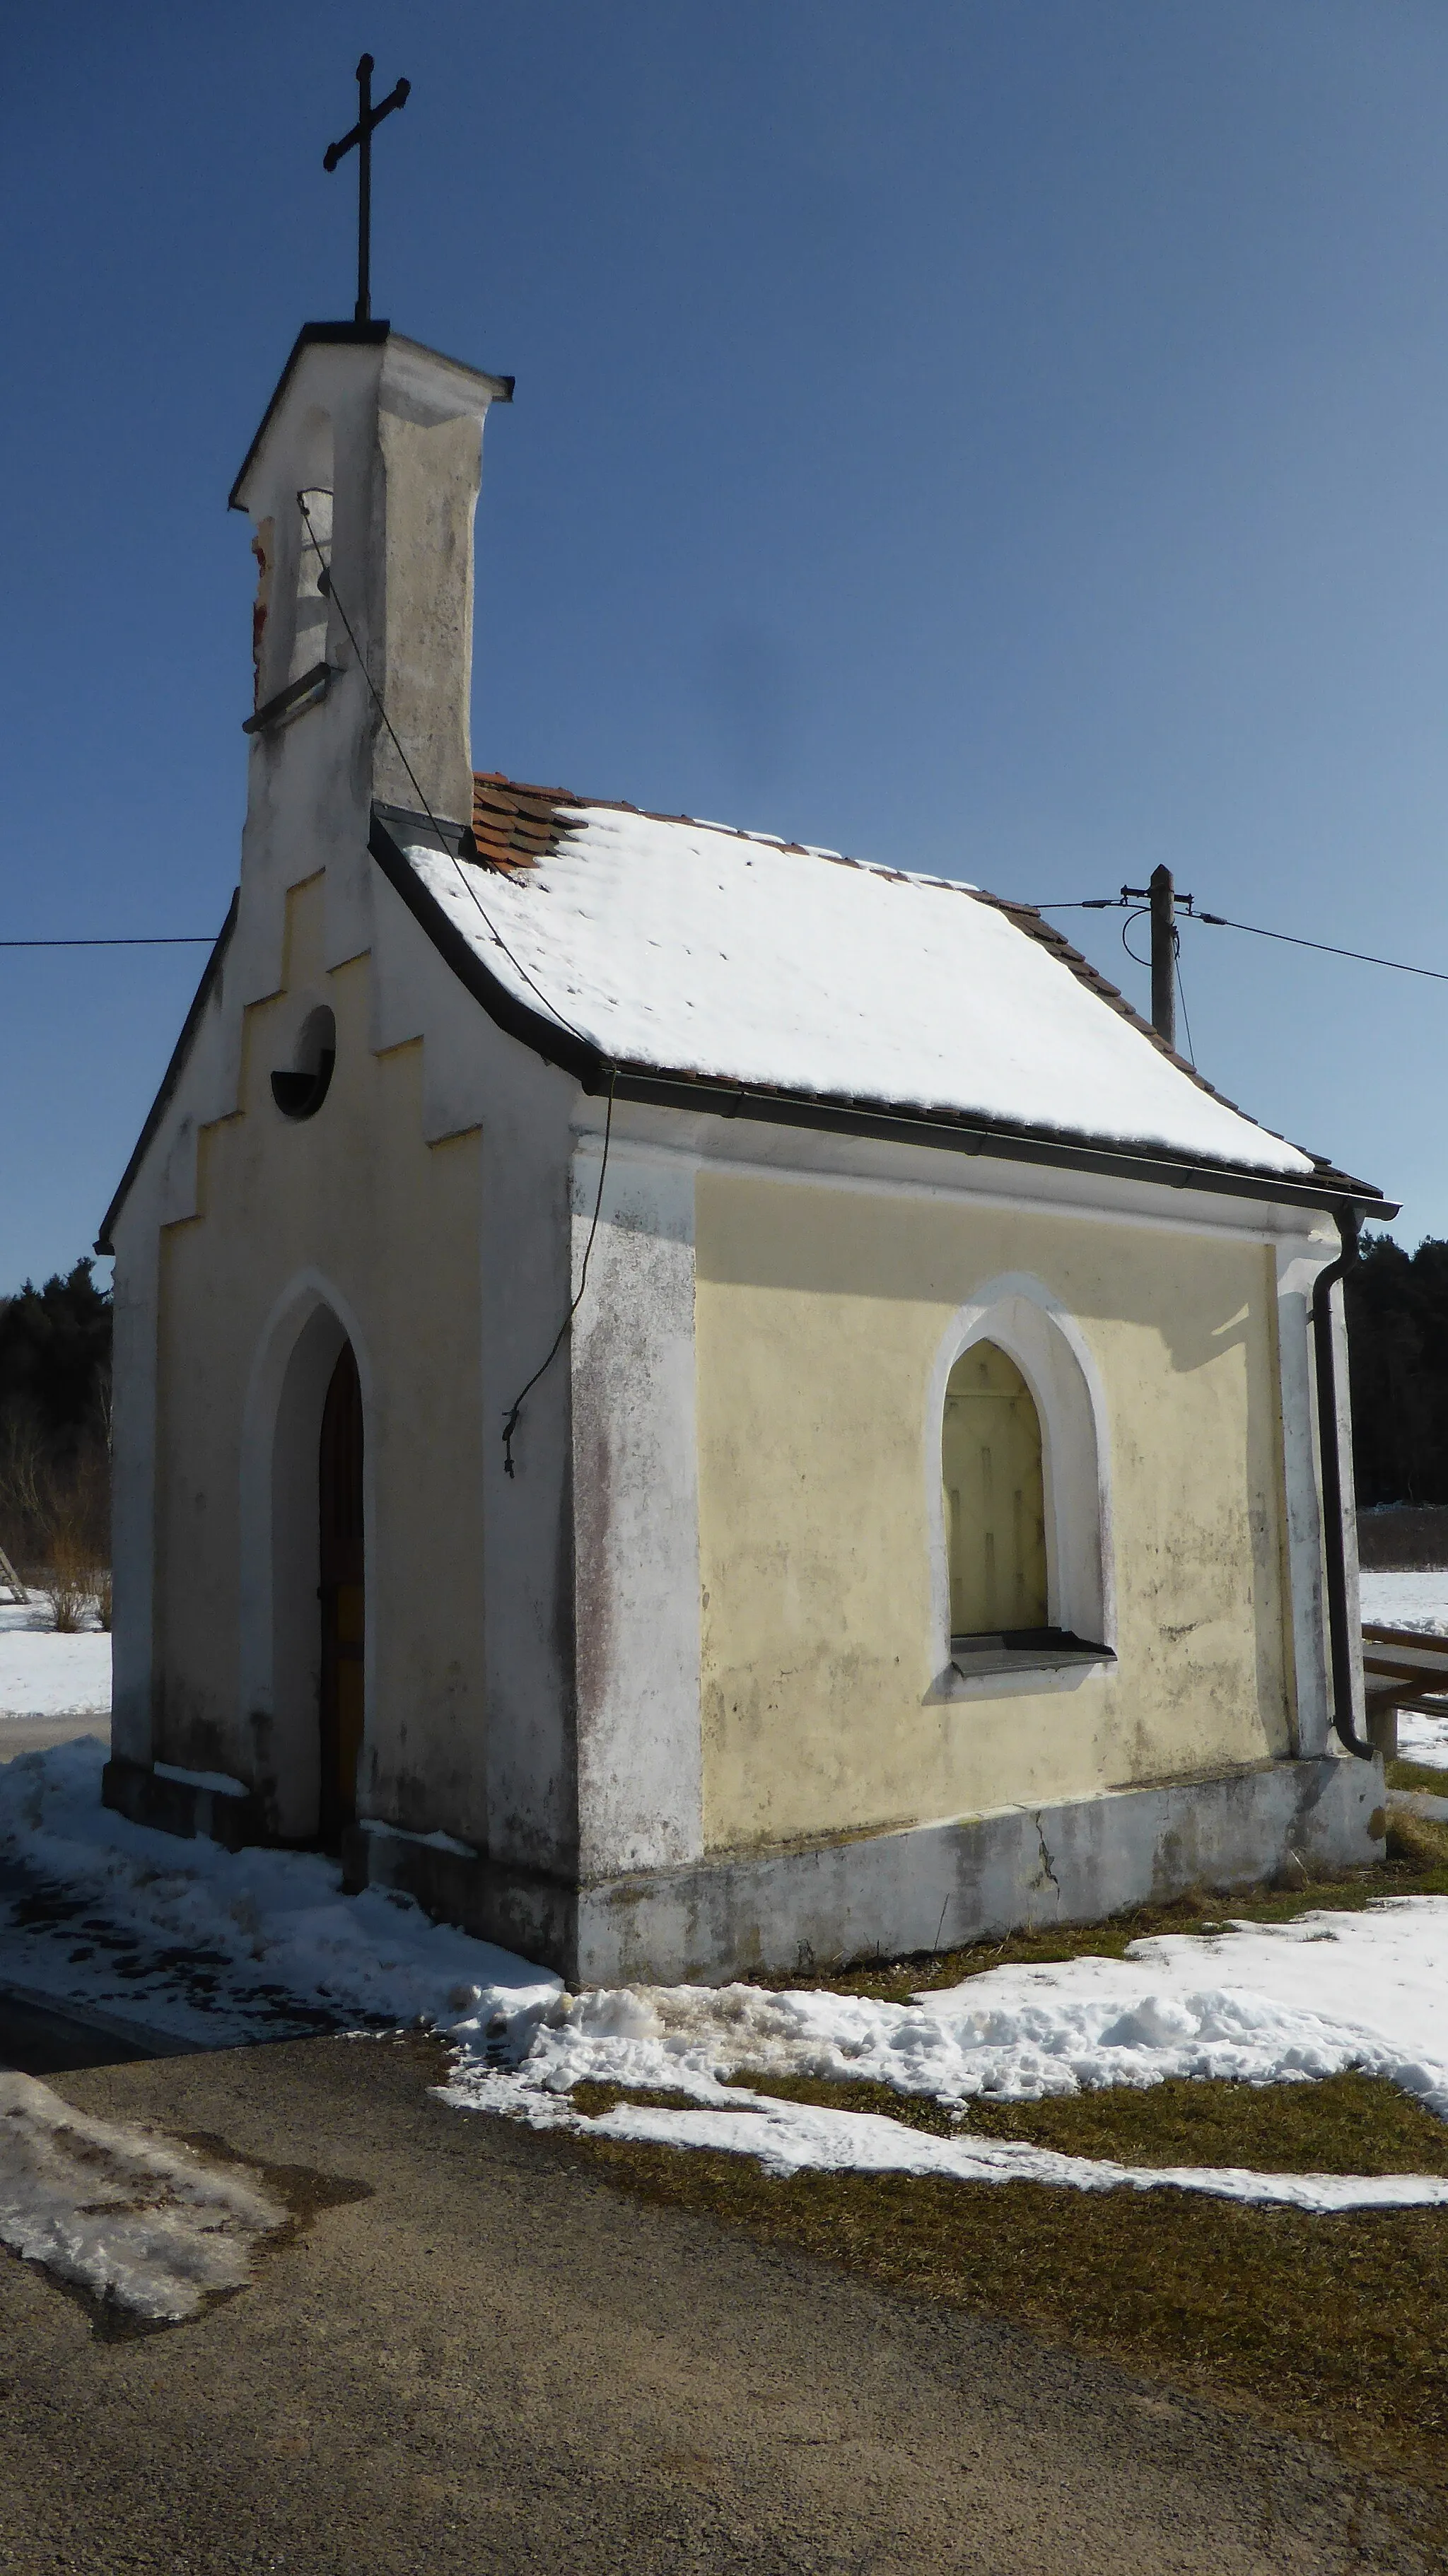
[0,1740,558,2049]
[481,2092,1448,2215]
[444,1907,1448,2213]
[0,2069,286,2323]
[1360,1571,1448,1636]
[0,1599,110,1720]
[1398,1710,1448,1771]
[5,1743,1448,2215]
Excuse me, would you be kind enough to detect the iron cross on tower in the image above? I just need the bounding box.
[323,54,411,324]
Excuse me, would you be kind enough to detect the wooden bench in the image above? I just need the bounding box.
[1361,1622,1448,1762]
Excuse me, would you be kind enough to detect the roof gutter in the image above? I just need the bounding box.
[600,1065,1391,1219]
[1310,1206,1374,1760]
[368,809,1394,1226]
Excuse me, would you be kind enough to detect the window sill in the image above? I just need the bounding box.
[243,660,332,735]
[946,1629,1114,1687]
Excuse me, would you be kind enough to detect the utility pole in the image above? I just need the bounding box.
[1149,863,1176,1050]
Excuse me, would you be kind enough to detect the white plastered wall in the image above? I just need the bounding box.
[108,823,585,1864]
[654,1100,1355,1851]
[109,1201,163,1765]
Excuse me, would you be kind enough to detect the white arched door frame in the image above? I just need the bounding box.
[238,1268,375,1839]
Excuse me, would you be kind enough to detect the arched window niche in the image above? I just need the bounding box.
[250,407,335,717]
[944,1342,1049,1637]
[928,1277,1116,1686]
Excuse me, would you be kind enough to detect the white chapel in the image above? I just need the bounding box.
[99,312,1389,1983]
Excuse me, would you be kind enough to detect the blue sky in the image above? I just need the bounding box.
[6,0,1448,1291]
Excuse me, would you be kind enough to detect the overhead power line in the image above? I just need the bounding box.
[0,935,216,950]
[1189,911,1448,985]
[1027,896,1448,988]
[7,895,1447,986]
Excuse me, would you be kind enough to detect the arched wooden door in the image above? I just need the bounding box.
[318,1343,364,1849]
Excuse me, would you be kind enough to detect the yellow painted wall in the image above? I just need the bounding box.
[155,874,484,1832]
[695,1172,1291,1853]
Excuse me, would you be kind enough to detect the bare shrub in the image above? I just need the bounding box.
[40,1535,90,1634]
[0,1409,49,1571]
[8,1428,111,1616]
[0,1385,112,1608]
[59,1434,110,1569]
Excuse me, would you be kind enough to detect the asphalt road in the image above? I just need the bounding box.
[0,1715,109,1761]
[0,2027,1442,2575]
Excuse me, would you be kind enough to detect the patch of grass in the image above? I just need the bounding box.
[1389,1758,1448,1798]
[575,2065,1448,2175]
[571,2082,743,2122]
[562,2068,1448,2493]
[561,1858,1448,2490]
[731,2066,1448,2174]
[1387,1810,1448,1872]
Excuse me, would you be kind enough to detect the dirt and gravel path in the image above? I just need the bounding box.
[0,2026,1442,2575]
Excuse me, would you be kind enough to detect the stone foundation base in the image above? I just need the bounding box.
[103,1754,269,1853]
[104,1750,1386,1985]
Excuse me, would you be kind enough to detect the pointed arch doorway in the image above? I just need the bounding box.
[318,1342,365,1849]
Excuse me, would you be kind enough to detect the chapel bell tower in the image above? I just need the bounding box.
[229,321,513,831]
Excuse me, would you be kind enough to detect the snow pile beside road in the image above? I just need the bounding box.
[457,1910,1448,2117]
[0,1600,110,1719]
[445,1903,1448,2212]
[0,2069,286,2322]
[7,1743,1448,2215]
[0,1740,559,2048]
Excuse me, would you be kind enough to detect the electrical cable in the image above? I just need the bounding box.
[1191,911,1448,984]
[1174,935,1196,1066]
[298,496,617,1475]
[1119,908,1150,968]
[0,935,214,949]
[501,1067,617,1481]
[1024,893,1448,985]
[17,888,1446,989]
[298,497,600,1052]
[1111,901,1196,1058]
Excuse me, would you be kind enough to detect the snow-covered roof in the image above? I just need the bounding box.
[380,776,1341,1193]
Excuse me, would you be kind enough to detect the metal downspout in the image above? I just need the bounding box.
[1310,1205,1374,1760]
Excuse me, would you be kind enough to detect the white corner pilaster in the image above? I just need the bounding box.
[570,1137,703,1878]
[1275,1239,1332,1755]
[1330,1274,1367,1739]
[108,1207,160,1765]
